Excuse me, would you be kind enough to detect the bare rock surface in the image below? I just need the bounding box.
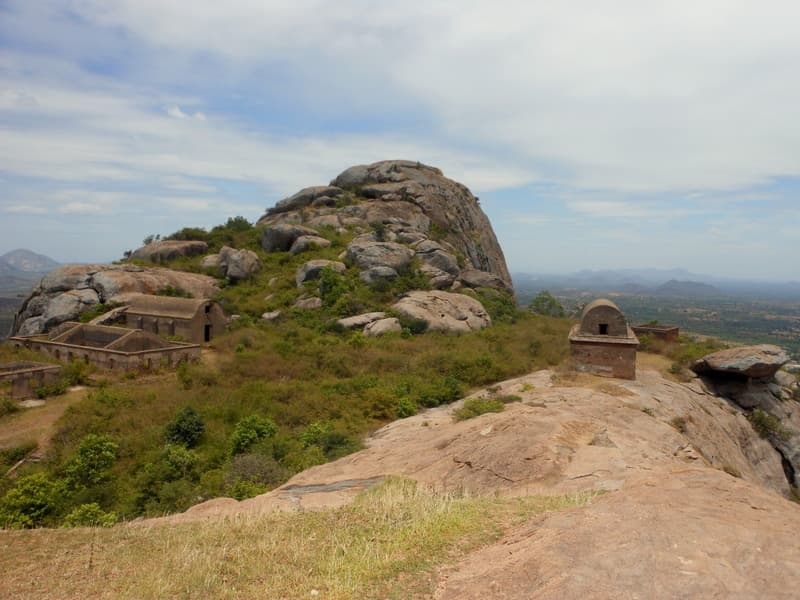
[13,264,219,335]
[692,344,790,378]
[392,290,491,333]
[130,240,208,262]
[434,467,800,600]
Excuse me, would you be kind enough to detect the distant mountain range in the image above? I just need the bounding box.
[0,249,60,294]
[513,269,800,301]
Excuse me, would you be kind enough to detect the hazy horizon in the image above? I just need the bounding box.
[1,2,799,280]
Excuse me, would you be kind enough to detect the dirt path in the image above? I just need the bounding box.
[0,388,88,456]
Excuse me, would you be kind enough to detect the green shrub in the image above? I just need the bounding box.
[0,441,36,470]
[62,503,117,528]
[231,415,278,455]
[64,434,118,490]
[62,360,91,386]
[528,290,565,317]
[748,409,791,441]
[453,397,505,422]
[0,398,20,417]
[0,472,63,528]
[396,398,418,418]
[165,407,205,448]
[300,421,361,460]
[34,379,68,398]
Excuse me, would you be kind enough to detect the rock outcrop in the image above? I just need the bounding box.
[131,240,208,263]
[13,264,219,335]
[692,345,790,379]
[257,160,514,294]
[392,290,491,333]
[692,345,799,486]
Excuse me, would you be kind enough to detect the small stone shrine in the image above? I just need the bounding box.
[569,299,639,380]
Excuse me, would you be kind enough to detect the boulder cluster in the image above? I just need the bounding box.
[257,160,512,294]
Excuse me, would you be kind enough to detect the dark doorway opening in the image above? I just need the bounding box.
[599,323,609,335]
[204,325,212,342]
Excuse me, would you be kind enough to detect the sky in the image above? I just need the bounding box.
[1,1,799,281]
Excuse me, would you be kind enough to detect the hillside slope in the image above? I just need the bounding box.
[3,366,800,599]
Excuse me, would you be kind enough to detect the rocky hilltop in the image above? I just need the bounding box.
[258,160,513,293]
[11,160,513,337]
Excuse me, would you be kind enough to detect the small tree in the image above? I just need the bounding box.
[0,472,62,528]
[528,290,566,317]
[64,434,118,490]
[231,415,278,455]
[165,407,205,448]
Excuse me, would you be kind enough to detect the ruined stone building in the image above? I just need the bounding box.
[631,324,679,343]
[569,299,639,380]
[10,322,200,371]
[124,296,226,343]
[0,361,62,399]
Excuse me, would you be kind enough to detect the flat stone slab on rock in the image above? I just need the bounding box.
[692,344,790,379]
[392,290,491,333]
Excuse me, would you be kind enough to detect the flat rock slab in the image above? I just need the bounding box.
[692,345,790,379]
[434,467,800,600]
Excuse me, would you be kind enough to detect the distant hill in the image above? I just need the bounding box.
[653,279,722,297]
[1,248,60,274]
[0,248,59,293]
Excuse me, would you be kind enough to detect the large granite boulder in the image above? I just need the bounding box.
[13,264,219,335]
[295,260,346,287]
[346,239,415,272]
[692,345,790,379]
[392,290,491,333]
[336,312,387,329]
[131,240,208,262]
[218,246,261,282]
[364,317,401,337]
[262,224,320,253]
[289,235,331,255]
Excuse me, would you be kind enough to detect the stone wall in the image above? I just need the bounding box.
[570,341,638,380]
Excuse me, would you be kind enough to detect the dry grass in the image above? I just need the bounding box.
[0,478,598,599]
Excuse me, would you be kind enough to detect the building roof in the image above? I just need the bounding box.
[125,295,214,320]
[581,298,622,318]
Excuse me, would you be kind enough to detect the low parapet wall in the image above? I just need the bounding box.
[9,336,201,371]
